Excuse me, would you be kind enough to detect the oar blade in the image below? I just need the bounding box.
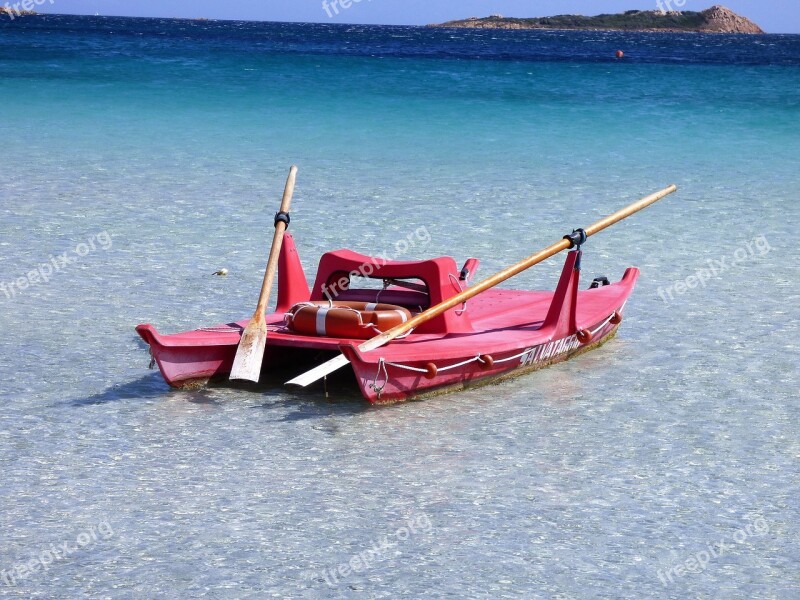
[228,166,298,383]
[285,354,351,389]
[230,316,267,382]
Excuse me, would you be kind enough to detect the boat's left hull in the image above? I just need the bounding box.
[136,323,242,388]
[135,322,332,389]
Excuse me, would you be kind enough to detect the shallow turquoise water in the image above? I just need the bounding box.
[0,17,798,599]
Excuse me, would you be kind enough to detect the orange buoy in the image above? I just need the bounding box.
[285,301,412,340]
[615,50,624,59]
[478,355,494,370]
[424,362,438,379]
[577,329,593,344]
[610,311,623,325]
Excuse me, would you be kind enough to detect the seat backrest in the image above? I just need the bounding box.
[310,249,474,334]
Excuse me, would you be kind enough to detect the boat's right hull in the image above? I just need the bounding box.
[342,310,623,404]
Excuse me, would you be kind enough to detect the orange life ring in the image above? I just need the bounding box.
[285,301,412,340]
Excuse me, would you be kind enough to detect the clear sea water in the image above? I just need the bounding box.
[1,15,799,599]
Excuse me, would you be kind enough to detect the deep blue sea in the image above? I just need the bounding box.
[1,15,799,599]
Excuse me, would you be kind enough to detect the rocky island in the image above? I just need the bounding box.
[431,5,764,35]
[0,7,38,18]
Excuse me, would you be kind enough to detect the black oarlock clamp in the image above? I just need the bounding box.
[590,276,611,289]
[274,211,291,228]
[563,228,587,249]
[563,228,587,270]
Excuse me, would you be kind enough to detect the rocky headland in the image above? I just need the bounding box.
[431,6,764,35]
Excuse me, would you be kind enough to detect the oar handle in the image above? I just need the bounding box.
[359,184,677,353]
[254,166,298,317]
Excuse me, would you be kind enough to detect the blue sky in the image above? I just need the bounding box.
[31,1,800,33]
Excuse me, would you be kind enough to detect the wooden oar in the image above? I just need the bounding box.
[230,166,298,382]
[286,184,677,389]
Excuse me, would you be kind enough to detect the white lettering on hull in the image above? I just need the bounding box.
[519,334,583,367]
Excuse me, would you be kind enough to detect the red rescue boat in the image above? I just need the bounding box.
[138,229,637,404]
[137,180,676,404]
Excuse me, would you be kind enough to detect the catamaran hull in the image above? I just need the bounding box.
[136,323,242,389]
[341,312,622,404]
[136,322,327,390]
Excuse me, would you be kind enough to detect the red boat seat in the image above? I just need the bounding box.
[334,288,430,308]
[310,249,474,334]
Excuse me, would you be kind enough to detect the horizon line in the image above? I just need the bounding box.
[8,10,800,34]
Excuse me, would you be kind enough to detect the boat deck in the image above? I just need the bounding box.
[258,282,631,362]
